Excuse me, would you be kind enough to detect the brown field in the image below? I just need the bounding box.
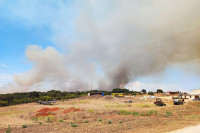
[0,95,200,133]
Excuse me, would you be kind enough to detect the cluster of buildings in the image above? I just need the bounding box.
[165,89,200,100]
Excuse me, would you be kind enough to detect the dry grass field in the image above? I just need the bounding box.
[0,95,200,133]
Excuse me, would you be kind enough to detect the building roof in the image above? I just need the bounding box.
[189,89,200,95]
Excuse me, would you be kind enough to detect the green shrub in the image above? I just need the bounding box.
[39,122,42,125]
[59,119,64,122]
[147,110,158,116]
[22,125,27,128]
[88,109,94,113]
[6,125,10,133]
[140,112,146,116]
[119,120,123,124]
[70,122,78,127]
[148,92,154,95]
[98,118,102,122]
[32,117,38,122]
[165,111,173,117]
[84,119,89,123]
[6,129,10,133]
[40,96,51,101]
[47,115,55,122]
[0,101,8,107]
[132,111,140,116]
[119,110,131,115]
[108,120,112,124]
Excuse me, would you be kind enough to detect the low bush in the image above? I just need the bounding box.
[132,111,140,116]
[108,120,112,124]
[119,120,123,124]
[88,109,94,113]
[32,117,38,122]
[119,110,132,115]
[47,115,56,122]
[98,118,102,122]
[59,119,64,122]
[6,125,10,133]
[165,111,173,117]
[22,125,27,128]
[147,110,158,116]
[70,122,78,127]
[84,119,89,123]
[0,101,8,107]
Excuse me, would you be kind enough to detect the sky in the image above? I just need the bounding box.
[1,0,200,93]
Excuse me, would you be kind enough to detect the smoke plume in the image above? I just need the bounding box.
[2,0,200,92]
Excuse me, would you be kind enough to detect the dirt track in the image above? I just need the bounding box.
[168,124,200,133]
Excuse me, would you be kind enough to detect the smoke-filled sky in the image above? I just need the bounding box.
[1,0,200,93]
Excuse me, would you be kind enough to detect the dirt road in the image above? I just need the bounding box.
[168,124,200,133]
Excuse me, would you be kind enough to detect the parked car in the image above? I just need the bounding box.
[193,98,200,101]
[173,99,184,105]
[124,100,132,103]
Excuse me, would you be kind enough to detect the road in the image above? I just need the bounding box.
[168,124,200,133]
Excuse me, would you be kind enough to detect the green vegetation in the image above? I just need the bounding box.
[0,101,8,106]
[147,110,158,116]
[108,120,112,124]
[98,118,102,122]
[84,119,89,123]
[141,89,146,94]
[6,125,10,133]
[165,111,173,117]
[105,104,130,108]
[182,115,200,120]
[39,122,42,125]
[32,117,38,122]
[119,120,123,124]
[88,109,94,113]
[119,110,132,115]
[119,110,159,116]
[0,89,144,107]
[132,111,140,116]
[157,89,163,93]
[112,88,129,93]
[59,119,64,122]
[70,122,78,127]
[148,91,154,95]
[22,125,27,128]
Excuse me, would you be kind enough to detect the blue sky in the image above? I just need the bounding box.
[0,16,53,73]
[0,0,74,73]
[0,0,200,93]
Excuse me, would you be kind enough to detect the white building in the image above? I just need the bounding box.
[189,89,200,99]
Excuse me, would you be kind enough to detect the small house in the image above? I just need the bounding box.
[189,89,200,99]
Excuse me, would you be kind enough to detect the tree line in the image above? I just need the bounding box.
[0,88,165,107]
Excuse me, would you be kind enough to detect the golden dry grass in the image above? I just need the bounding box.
[0,95,200,133]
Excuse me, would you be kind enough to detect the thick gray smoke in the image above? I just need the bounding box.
[2,0,200,92]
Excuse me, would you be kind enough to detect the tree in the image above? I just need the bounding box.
[157,89,163,93]
[141,89,146,94]
[132,92,137,95]
[40,96,51,101]
[148,91,154,95]
[28,91,40,98]
[111,88,129,93]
